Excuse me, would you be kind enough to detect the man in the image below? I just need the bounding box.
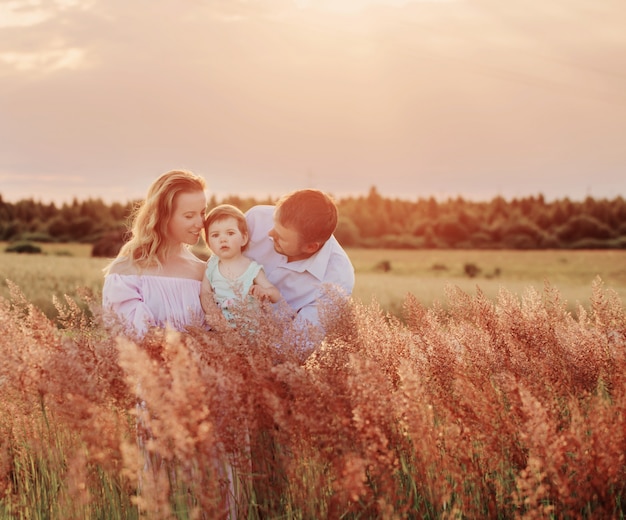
[246,190,354,510]
[245,188,355,332]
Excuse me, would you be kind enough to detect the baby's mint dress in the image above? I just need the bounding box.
[205,254,263,321]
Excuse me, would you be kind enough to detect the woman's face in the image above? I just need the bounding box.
[166,190,207,246]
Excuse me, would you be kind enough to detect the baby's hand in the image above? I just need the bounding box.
[249,285,269,301]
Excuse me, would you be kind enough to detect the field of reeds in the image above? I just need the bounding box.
[1,245,626,518]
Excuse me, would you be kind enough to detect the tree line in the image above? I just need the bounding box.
[1,187,626,254]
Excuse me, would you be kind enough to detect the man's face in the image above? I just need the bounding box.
[268,213,311,262]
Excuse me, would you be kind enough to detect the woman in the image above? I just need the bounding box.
[102,169,208,337]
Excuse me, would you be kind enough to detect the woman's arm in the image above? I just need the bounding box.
[102,274,155,336]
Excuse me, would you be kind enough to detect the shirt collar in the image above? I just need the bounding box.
[283,238,333,281]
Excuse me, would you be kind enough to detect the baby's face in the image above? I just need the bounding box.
[207,217,248,258]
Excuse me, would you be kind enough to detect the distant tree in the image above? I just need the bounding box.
[334,216,360,247]
[2,189,625,250]
[457,208,480,235]
[500,219,545,249]
[47,216,70,239]
[67,216,94,239]
[434,216,467,246]
[426,197,438,219]
[410,218,430,238]
[92,230,127,258]
[608,197,626,230]
[1,221,22,241]
[349,188,392,239]
[79,198,109,220]
[486,196,508,225]
[551,197,575,226]
[0,199,10,225]
[556,215,614,243]
[110,201,132,221]
[14,199,39,223]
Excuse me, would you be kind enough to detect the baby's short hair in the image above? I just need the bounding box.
[204,204,249,250]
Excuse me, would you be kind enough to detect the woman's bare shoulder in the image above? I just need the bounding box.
[107,256,139,276]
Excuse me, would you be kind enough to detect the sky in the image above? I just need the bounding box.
[1,0,625,205]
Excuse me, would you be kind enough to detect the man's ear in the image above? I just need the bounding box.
[303,241,321,255]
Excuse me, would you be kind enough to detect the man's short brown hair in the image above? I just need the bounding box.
[275,189,338,245]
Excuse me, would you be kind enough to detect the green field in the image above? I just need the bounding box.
[1,242,625,319]
[349,248,626,315]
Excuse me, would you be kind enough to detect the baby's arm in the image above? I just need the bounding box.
[250,269,282,303]
[200,273,232,331]
[200,275,215,314]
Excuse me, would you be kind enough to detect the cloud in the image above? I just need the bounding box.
[0,0,51,28]
[0,0,95,28]
[0,47,86,71]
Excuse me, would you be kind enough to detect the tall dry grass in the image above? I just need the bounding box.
[0,276,625,518]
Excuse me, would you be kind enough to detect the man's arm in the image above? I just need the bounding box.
[294,251,355,329]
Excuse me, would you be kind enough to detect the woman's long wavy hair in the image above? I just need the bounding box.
[106,170,206,273]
